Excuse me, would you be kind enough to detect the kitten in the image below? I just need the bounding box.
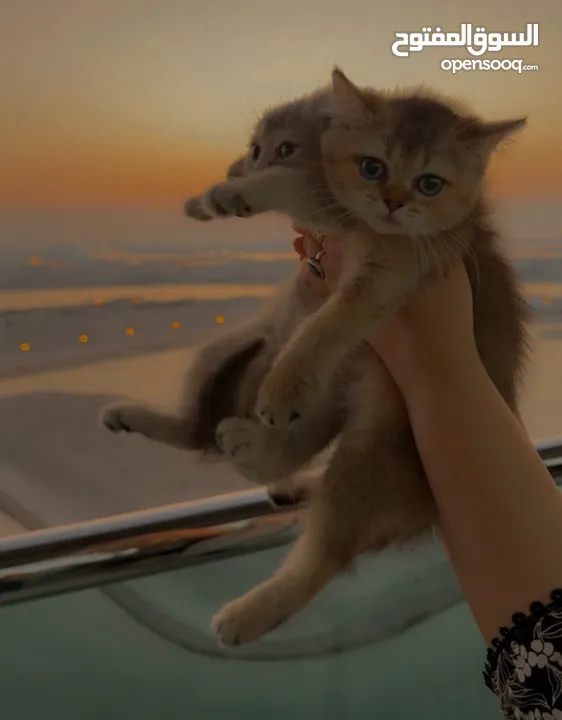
[183,68,530,646]
[102,89,344,496]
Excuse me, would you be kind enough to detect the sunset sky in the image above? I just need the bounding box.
[1,0,560,239]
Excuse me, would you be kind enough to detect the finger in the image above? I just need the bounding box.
[292,236,305,258]
[301,261,330,297]
[302,233,322,258]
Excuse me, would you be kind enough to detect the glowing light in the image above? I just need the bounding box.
[544,297,552,304]
[125,327,135,336]
[78,334,89,343]
[28,257,42,267]
[19,343,30,352]
[215,315,225,324]
[171,321,180,329]
[93,299,105,306]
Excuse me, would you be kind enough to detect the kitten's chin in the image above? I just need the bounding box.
[369,217,405,235]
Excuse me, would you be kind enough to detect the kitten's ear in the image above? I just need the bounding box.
[328,67,381,124]
[331,68,363,105]
[459,117,527,152]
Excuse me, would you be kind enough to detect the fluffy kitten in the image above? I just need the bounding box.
[102,89,344,495]
[183,68,530,646]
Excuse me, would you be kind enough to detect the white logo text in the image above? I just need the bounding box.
[392,23,539,58]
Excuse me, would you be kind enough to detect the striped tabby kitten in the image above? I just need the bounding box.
[181,68,529,647]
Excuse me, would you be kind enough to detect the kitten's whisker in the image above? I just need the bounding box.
[411,236,425,280]
[310,189,338,201]
[443,229,481,291]
[418,234,439,277]
[323,208,356,225]
[466,214,492,234]
[307,183,336,195]
[411,235,425,277]
[432,233,453,275]
[422,235,437,276]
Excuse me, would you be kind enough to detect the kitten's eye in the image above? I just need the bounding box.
[416,174,444,196]
[250,144,260,162]
[276,141,298,159]
[358,156,386,182]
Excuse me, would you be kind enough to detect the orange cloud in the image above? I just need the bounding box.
[2,96,240,206]
[2,129,560,206]
[2,144,233,206]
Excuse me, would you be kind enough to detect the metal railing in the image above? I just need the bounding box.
[0,437,561,609]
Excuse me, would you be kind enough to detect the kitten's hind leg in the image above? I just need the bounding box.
[102,336,267,452]
[211,431,378,646]
[211,365,435,646]
[102,404,193,450]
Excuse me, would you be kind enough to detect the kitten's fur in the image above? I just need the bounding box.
[178,69,529,646]
[102,272,340,489]
[102,89,345,494]
[108,72,526,644]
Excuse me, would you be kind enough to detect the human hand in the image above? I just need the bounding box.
[370,261,476,395]
[291,224,476,398]
[292,225,343,298]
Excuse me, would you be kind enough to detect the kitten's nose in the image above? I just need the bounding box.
[383,198,404,213]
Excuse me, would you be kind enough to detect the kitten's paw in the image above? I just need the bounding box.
[204,182,255,219]
[101,404,153,435]
[216,417,265,481]
[183,195,213,221]
[212,591,289,646]
[256,366,320,427]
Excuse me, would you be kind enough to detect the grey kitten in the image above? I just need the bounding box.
[180,68,529,646]
[102,272,341,492]
[102,88,346,494]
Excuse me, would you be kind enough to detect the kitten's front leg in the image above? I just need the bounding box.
[184,167,317,223]
[255,292,372,426]
[256,248,423,427]
[184,181,254,221]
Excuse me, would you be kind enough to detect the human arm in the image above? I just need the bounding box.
[297,228,562,642]
[369,265,562,645]
[296,228,562,716]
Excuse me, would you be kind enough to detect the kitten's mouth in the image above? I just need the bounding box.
[379,215,400,228]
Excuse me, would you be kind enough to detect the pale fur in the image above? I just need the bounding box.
[113,69,531,646]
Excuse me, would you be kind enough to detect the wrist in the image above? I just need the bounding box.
[372,322,483,403]
[399,343,484,408]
